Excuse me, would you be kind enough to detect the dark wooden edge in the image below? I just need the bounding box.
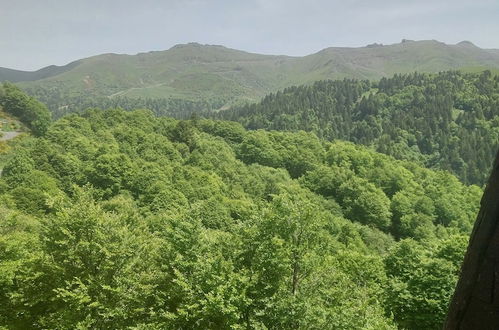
[444,150,499,329]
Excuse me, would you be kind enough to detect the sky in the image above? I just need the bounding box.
[1,0,499,70]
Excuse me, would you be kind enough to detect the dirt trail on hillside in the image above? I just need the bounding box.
[0,131,22,141]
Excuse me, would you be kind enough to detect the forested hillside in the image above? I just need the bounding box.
[217,70,499,185]
[0,105,482,329]
[0,83,51,136]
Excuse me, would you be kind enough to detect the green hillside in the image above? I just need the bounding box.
[0,61,80,83]
[0,106,481,329]
[3,40,499,115]
[216,70,499,186]
[16,43,291,111]
[0,83,51,136]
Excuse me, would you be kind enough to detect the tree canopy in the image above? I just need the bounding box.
[0,82,51,136]
[216,71,499,185]
[0,108,482,329]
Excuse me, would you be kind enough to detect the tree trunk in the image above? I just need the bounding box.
[445,150,499,329]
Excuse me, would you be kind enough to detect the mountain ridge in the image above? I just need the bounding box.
[3,40,499,111]
[0,60,82,83]
[3,39,498,76]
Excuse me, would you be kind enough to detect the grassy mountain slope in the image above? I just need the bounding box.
[0,61,81,83]
[17,43,291,104]
[288,40,499,82]
[3,40,499,110]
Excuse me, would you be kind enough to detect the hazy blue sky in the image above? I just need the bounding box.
[1,0,498,70]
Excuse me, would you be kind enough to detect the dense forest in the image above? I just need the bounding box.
[0,83,51,136]
[28,71,499,186]
[0,83,483,328]
[22,85,227,120]
[216,71,499,185]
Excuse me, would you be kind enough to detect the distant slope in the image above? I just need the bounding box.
[17,43,292,105]
[287,40,499,82]
[0,60,81,82]
[2,40,499,112]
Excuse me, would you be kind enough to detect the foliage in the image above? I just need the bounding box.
[0,108,482,329]
[217,71,499,185]
[0,83,51,136]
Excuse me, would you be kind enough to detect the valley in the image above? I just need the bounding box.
[0,39,498,329]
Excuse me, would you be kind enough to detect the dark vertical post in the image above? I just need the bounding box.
[445,151,499,329]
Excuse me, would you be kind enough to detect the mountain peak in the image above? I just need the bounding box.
[366,43,384,48]
[169,42,227,50]
[457,40,477,48]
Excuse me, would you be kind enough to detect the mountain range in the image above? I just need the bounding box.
[2,39,499,109]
